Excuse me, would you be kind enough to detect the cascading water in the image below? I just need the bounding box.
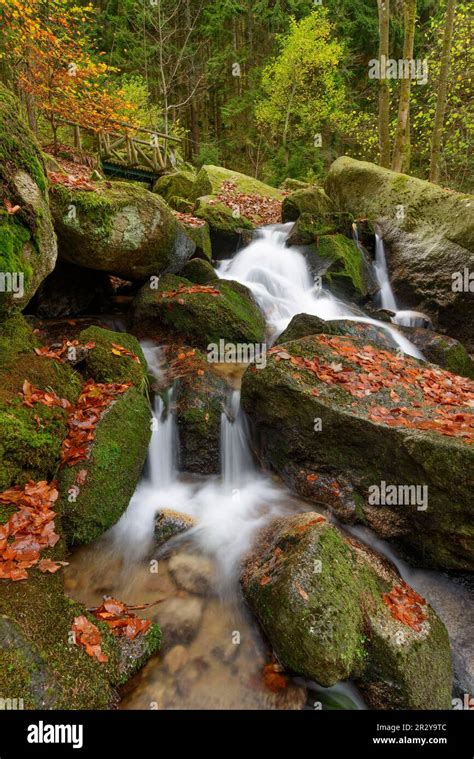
[218,224,424,359]
[373,230,432,330]
[220,389,254,489]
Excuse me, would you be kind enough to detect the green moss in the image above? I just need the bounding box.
[153,170,196,202]
[132,273,266,349]
[316,234,366,295]
[194,196,254,234]
[192,165,283,201]
[0,85,46,193]
[0,313,39,368]
[180,258,216,284]
[59,387,151,545]
[79,326,148,387]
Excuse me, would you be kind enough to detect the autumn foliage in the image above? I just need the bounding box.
[0,481,64,581]
[271,336,474,443]
[383,581,428,632]
[61,379,131,466]
[208,180,282,225]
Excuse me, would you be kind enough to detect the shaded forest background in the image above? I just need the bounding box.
[0,0,472,191]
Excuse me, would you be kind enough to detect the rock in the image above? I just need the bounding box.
[398,326,474,379]
[49,180,195,280]
[179,258,217,284]
[168,196,194,213]
[168,553,215,595]
[192,166,283,257]
[281,187,334,222]
[180,221,212,262]
[154,509,195,548]
[312,234,378,300]
[154,596,204,645]
[192,165,283,204]
[325,157,474,350]
[286,211,353,245]
[129,274,266,350]
[163,645,190,674]
[153,170,196,202]
[78,325,148,386]
[59,387,151,545]
[0,85,57,314]
[280,178,311,192]
[174,349,230,473]
[276,314,398,350]
[32,261,110,318]
[115,624,162,685]
[0,314,81,491]
[241,334,474,570]
[241,512,453,709]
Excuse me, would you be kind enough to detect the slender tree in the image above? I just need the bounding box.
[429,0,457,183]
[391,0,417,172]
[377,0,391,167]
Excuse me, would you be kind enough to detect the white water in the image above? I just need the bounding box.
[218,224,423,359]
[221,389,255,489]
[373,231,432,330]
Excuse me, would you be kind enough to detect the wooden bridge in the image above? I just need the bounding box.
[63,120,182,184]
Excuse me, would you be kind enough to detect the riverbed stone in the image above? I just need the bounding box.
[398,326,474,379]
[168,553,215,596]
[154,596,204,646]
[276,314,398,350]
[241,513,452,709]
[154,510,196,548]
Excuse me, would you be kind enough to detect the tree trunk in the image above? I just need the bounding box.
[392,0,417,172]
[378,0,391,167]
[429,0,457,184]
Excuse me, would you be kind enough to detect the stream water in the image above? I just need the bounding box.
[65,224,472,709]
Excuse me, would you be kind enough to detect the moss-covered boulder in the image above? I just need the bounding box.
[49,180,195,280]
[192,165,283,203]
[153,170,196,202]
[0,85,57,314]
[0,314,160,707]
[58,386,151,545]
[179,258,217,285]
[179,219,212,261]
[192,166,283,257]
[173,348,230,473]
[325,157,474,349]
[0,314,81,492]
[276,313,398,350]
[78,326,147,387]
[130,274,266,349]
[241,512,452,709]
[399,326,474,379]
[297,233,377,301]
[280,178,311,192]
[286,211,353,244]
[0,525,161,708]
[241,334,474,570]
[281,187,334,223]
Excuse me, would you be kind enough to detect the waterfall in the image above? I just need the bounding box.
[148,390,178,488]
[374,232,398,311]
[218,224,423,359]
[220,389,254,489]
[373,231,432,330]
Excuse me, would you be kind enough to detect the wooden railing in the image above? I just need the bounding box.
[61,120,181,174]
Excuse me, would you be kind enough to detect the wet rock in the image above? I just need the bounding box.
[325,156,474,350]
[154,596,204,645]
[154,510,196,548]
[241,513,453,709]
[78,325,147,386]
[168,553,215,596]
[242,333,474,570]
[398,326,474,379]
[281,187,334,223]
[179,258,217,284]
